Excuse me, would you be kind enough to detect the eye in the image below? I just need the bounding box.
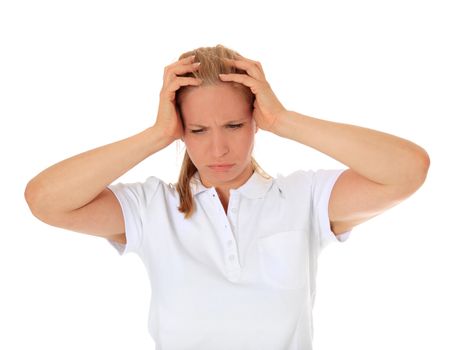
[228,123,243,129]
[190,123,243,134]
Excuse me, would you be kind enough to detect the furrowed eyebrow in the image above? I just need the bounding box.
[188,118,248,128]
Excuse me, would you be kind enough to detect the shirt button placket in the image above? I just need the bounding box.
[225,224,237,266]
[226,195,241,281]
[211,189,241,281]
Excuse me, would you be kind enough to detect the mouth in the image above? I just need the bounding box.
[208,164,235,171]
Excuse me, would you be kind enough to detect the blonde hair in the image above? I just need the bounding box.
[173,44,271,219]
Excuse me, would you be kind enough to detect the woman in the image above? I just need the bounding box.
[24,44,430,349]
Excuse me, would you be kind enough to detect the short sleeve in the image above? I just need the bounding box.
[106,176,161,256]
[311,169,352,251]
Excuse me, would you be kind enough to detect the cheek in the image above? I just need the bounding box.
[183,134,200,147]
[236,132,255,153]
[183,138,207,163]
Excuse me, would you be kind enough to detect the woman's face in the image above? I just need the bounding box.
[180,84,258,190]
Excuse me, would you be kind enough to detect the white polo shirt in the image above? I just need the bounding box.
[107,168,352,350]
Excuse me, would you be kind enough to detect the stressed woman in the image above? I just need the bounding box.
[24,44,430,350]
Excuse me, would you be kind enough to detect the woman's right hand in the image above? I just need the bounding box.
[154,55,202,145]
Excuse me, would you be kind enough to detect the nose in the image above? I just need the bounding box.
[211,130,230,157]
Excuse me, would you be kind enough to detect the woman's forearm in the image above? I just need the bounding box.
[272,110,430,188]
[25,126,169,216]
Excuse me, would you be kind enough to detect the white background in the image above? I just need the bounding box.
[2,0,457,349]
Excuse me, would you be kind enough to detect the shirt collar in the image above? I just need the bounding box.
[190,170,274,199]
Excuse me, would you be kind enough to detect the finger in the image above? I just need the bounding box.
[223,58,265,80]
[231,54,258,66]
[178,55,196,63]
[219,73,258,92]
[164,60,200,84]
[165,55,196,73]
[162,76,202,98]
[174,61,201,76]
[173,76,202,90]
[232,54,265,75]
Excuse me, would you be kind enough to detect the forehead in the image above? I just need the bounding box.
[180,84,251,123]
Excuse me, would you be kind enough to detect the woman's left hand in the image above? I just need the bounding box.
[219,55,287,133]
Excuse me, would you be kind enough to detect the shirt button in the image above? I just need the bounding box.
[227,240,233,246]
[228,254,235,261]
[231,207,237,213]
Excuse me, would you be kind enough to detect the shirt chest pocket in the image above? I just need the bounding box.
[256,229,309,290]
